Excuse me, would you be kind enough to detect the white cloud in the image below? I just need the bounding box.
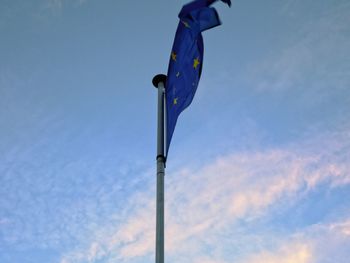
[241,243,313,263]
[193,258,227,263]
[329,220,350,237]
[59,128,350,262]
[237,217,350,263]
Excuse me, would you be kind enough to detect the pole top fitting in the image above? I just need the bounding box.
[152,74,167,89]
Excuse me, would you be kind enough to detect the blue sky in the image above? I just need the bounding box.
[1,0,350,262]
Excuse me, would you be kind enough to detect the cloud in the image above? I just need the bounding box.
[241,243,313,263]
[59,128,350,262]
[300,218,350,263]
[193,258,227,263]
[237,217,350,263]
[329,220,350,236]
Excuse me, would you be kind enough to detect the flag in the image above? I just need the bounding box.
[165,0,231,156]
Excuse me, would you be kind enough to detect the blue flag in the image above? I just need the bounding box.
[165,0,231,156]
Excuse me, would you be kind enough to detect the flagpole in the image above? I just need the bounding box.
[153,74,167,263]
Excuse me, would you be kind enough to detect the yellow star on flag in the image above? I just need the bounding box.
[171,52,177,61]
[181,20,190,28]
[193,57,200,69]
[173,98,178,105]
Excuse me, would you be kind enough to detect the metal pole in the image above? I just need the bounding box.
[152,74,167,263]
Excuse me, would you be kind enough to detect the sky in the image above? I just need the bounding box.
[1,0,350,262]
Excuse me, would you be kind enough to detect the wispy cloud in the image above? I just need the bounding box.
[59,127,350,262]
[241,242,313,263]
[231,215,350,263]
[3,1,348,262]
[235,217,350,263]
[329,220,350,236]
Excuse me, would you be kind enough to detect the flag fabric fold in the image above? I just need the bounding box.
[165,0,230,157]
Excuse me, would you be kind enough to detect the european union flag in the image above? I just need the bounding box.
[165,0,231,156]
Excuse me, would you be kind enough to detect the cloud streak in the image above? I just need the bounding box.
[241,242,313,263]
[59,127,350,262]
[236,216,350,263]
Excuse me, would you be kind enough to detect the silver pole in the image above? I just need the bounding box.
[152,74,167,263]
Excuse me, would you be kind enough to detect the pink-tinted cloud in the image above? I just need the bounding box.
[60,128,350,262]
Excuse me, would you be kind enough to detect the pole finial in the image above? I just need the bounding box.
[152,74,167,88]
